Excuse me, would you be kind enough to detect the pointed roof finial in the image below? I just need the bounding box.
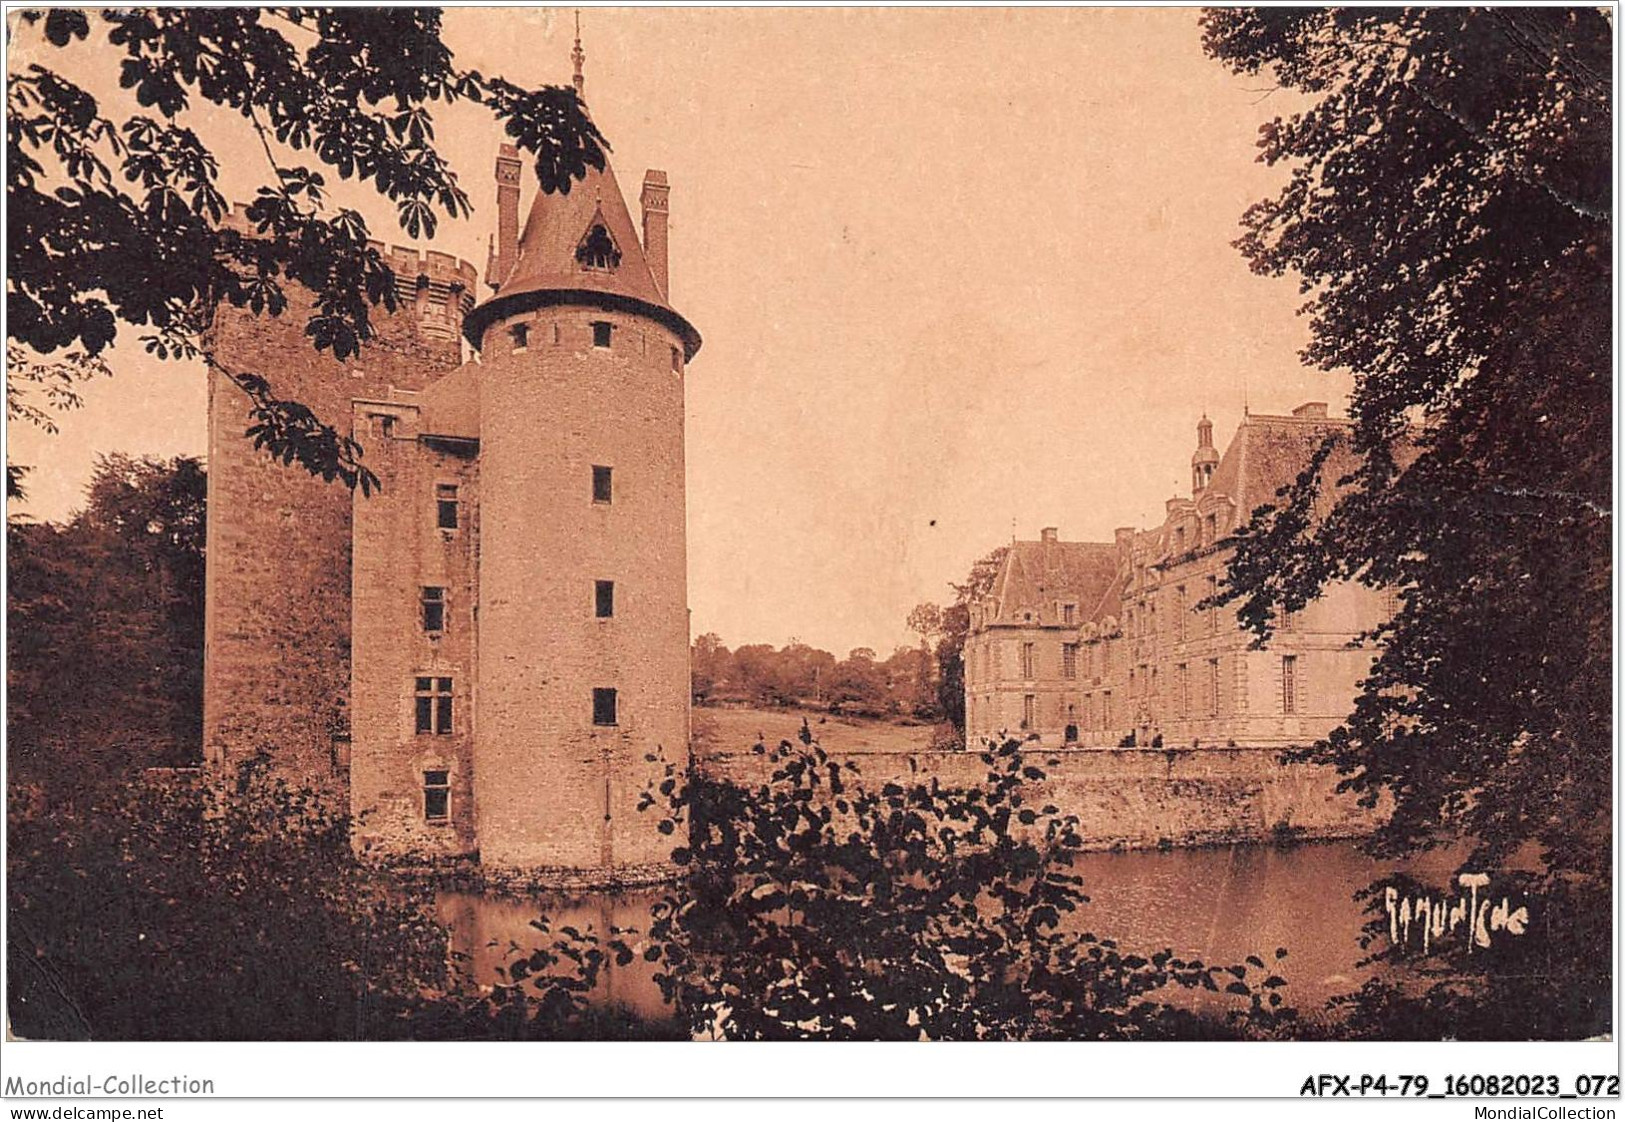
[571,9,585,97]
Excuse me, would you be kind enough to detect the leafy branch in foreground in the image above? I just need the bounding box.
[9,8,608,488]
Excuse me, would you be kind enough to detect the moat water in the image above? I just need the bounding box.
[436,838,1467,1029]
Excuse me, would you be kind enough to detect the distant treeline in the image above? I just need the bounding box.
[691,634,937,720]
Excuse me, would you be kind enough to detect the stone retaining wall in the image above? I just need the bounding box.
[698,741,1379,851]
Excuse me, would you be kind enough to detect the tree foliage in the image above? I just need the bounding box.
[8,454,207,782]
[1202,8,1609,1036]
[626,725,1296,1040]
[8,8,607,490]
[1202,6,1609,870]
[7,758,449,1040]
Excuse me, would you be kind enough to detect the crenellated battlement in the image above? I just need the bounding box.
[222,203,478,338]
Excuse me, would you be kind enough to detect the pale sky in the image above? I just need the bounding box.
[7,7,1348,656]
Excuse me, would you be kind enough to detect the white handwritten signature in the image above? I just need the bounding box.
[1384,873,1529,954]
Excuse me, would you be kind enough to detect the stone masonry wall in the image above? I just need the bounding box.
[349,407,480,858]
[474,307,690,871]
[202,267,470,786]
[699,741,1378,852]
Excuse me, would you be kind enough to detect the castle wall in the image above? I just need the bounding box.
[473,308,689,872]
[700,741,1379,851]
[349,407,480,858]
[202,268,469,783]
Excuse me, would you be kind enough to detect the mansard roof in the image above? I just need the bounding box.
[984,539,1120,628]
[1207,409,1358,518]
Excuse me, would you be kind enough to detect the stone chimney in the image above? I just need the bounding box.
[487,144,522,292]
[640,170,670,298]
[1040,526,1059,543]
[1292,401,1329,419]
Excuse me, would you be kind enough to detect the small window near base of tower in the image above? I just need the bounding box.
[423,770,450,823]
[510,323,528,352]
[436,484,458,531]
[595,580,615,618]
[593,687,618,726]
[592,465,613,504]
[592,321,613,349]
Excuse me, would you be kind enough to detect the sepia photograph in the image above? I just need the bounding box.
[2,1,1615,1105]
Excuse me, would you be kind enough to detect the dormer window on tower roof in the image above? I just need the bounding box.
[575,219,621,272]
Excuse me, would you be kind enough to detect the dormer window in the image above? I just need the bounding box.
[575,219,622,272]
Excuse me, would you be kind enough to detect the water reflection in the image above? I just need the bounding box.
[436,839,1464,1028]
[437,888,669,1024]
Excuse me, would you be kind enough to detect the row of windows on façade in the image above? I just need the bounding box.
[983,650,1303,745]
[406,461,624,823]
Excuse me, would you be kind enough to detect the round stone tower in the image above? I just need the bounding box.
[461,115,700,874]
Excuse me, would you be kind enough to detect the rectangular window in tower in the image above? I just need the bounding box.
[1022,694,1036,730]
[1102,690,1112,728]
[1021,642,1035,679]
[414,677,453,735]
[593,687,618,726]
[1205,513,1218,543]
[1176,585,1187,641]
[1177,663,1189,718]
[421,587,446,633]
[595,580,615,618]
[1207,574,1219,634]
[436,484,458,530]
[423,769,450,823]
[671,345,682,373]
[592,465,613,504]
[1062,643,1078,680]
[1062,603,1076,625]
[1281,655,1298,714]
[592,320,613,348]
[1208,658,1221,717]
[510,322,528,352]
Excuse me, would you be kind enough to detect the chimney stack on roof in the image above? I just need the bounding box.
[487,143,522,292]
[1040,526,1059,543]
[640,170,670,299]
[1292,401,1329,419]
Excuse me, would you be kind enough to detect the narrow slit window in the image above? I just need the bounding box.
[415,676,453,735]
[595,580,615,619]
[436,484,459,531]
[423,769,450,822]
[421,587,446,633]
[671,345,682,373]
[592,465,613,504]
[592,687,618,726]
[1281,655,1298,714]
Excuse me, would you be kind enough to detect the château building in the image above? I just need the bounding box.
[964,404,1391,750]
[201,43,698,883]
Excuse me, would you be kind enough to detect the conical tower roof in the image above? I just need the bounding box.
[463,142,700,357]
